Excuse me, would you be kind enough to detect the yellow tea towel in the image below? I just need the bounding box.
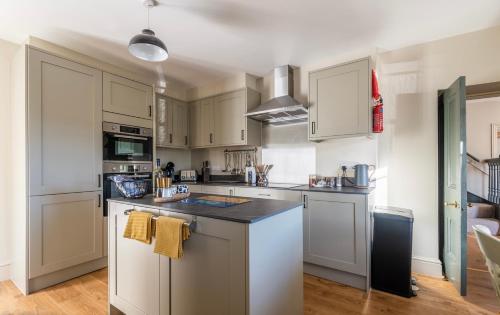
[123,211,153,244]
[154,216,191,259]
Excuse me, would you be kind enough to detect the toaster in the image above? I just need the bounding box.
[180,170,197,182]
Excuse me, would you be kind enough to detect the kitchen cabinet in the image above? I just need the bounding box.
[234,187,302,201]
[29,192,103,278]
[309,57,371,140]
[201,98,216,146]
[156,94,189,149]
[302,191,371,290]
[189,88,261,148]
[214,90,247,146]
[109,202,160,315]
[28,48,103,195]
[160,211,246,315]
[201,185,235,196]
[103,72,153,120]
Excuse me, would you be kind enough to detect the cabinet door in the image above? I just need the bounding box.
[29,192,103,278]
[309,58,370,140]
[201,185,235,196]
[189,101,203,147]
[103,72,153,120]
[28,48,103,195]
[200,98,215,146]
[303,192,367,275]
[162,213,246,315]
[172,100,189,147]
[214,90,246,146]
[156,94,173,146]
[234,187,302,201]
[109,203,160,315]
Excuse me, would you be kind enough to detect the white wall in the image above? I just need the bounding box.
[376,25,500,276]
[0,39,20,281]
[465,97,500,198]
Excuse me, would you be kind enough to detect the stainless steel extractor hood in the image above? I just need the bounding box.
[246,65,307,125]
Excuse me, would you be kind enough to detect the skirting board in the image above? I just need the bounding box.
[0,264,10,281]
[412,256,443,278]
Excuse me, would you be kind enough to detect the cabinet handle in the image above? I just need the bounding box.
[149,105,152,117]
[98,194,101,208]
[258,193,272,197]
[311,122,316,135]
[303,194,308,208]
[229,189,233,196]
[98,174,101,188]
[169,133,172,143]
[185,136,188,145]
[210,133,213,144]
[241,129,244,141]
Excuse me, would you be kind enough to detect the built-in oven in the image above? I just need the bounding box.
[103,161,153,217]
[103,122,153,162]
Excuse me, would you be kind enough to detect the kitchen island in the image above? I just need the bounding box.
[108,194,303,315]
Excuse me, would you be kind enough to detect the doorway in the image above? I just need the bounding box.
[438,81,500,313]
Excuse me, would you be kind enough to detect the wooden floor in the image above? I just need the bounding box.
[0,267,498,315]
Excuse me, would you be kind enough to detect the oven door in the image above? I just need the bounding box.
[103,132,152,162]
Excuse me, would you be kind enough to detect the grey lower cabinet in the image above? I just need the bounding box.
[109,202,246,315]
[302,192,372,291]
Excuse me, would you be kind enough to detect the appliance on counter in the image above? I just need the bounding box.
[103,122,153,162]
[103,162,153,217]
[353,164,375,188]
[202,161,210,183]
[102,122,154,217]
[180,170,197,182]
[245,65,308,126]
[371,206,416,298]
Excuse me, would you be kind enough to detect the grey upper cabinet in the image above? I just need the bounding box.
[303,192,368,276]
[28,48,103,196]
[309,58,371,140]
[103,72,153,120]
[156,94,189,149]
[189,88,261,148]
[214,90,247,146]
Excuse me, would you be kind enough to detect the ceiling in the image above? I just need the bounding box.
[1,0,500,89]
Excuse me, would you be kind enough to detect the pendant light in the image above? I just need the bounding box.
[128,0,168,62]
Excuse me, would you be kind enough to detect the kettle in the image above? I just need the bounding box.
[353,164,375,188]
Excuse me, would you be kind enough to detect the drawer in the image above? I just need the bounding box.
[234,187,302,202]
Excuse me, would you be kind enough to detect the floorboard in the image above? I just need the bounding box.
[0,267,498,314]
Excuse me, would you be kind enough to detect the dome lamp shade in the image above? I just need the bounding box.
[128,28,168,62]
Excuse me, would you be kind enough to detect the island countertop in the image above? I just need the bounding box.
[108,193,303,224]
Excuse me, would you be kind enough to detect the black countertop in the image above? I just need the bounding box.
[108,193,303,224]
[178,181,374,194]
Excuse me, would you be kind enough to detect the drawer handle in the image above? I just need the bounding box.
[311,122,316,135]
[258,194,272,197]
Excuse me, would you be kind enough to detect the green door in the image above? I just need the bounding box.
[443,77,467,295]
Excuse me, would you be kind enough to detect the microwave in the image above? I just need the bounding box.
[103,122,153,162]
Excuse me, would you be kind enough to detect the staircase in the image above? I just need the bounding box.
[467,202,500,235]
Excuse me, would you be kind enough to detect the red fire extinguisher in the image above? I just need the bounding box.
[373,98,383,133]
[371,70,383,133]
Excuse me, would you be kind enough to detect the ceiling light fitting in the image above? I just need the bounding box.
[128,0,169,62]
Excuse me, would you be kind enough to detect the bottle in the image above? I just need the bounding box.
[245,161,256,185]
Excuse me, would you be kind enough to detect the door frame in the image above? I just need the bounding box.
[438,80,500,293]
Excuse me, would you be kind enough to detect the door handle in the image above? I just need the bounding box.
[444,201,459,208]
[303,194,308,208]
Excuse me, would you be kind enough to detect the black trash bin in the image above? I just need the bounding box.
[371,206,415,297]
